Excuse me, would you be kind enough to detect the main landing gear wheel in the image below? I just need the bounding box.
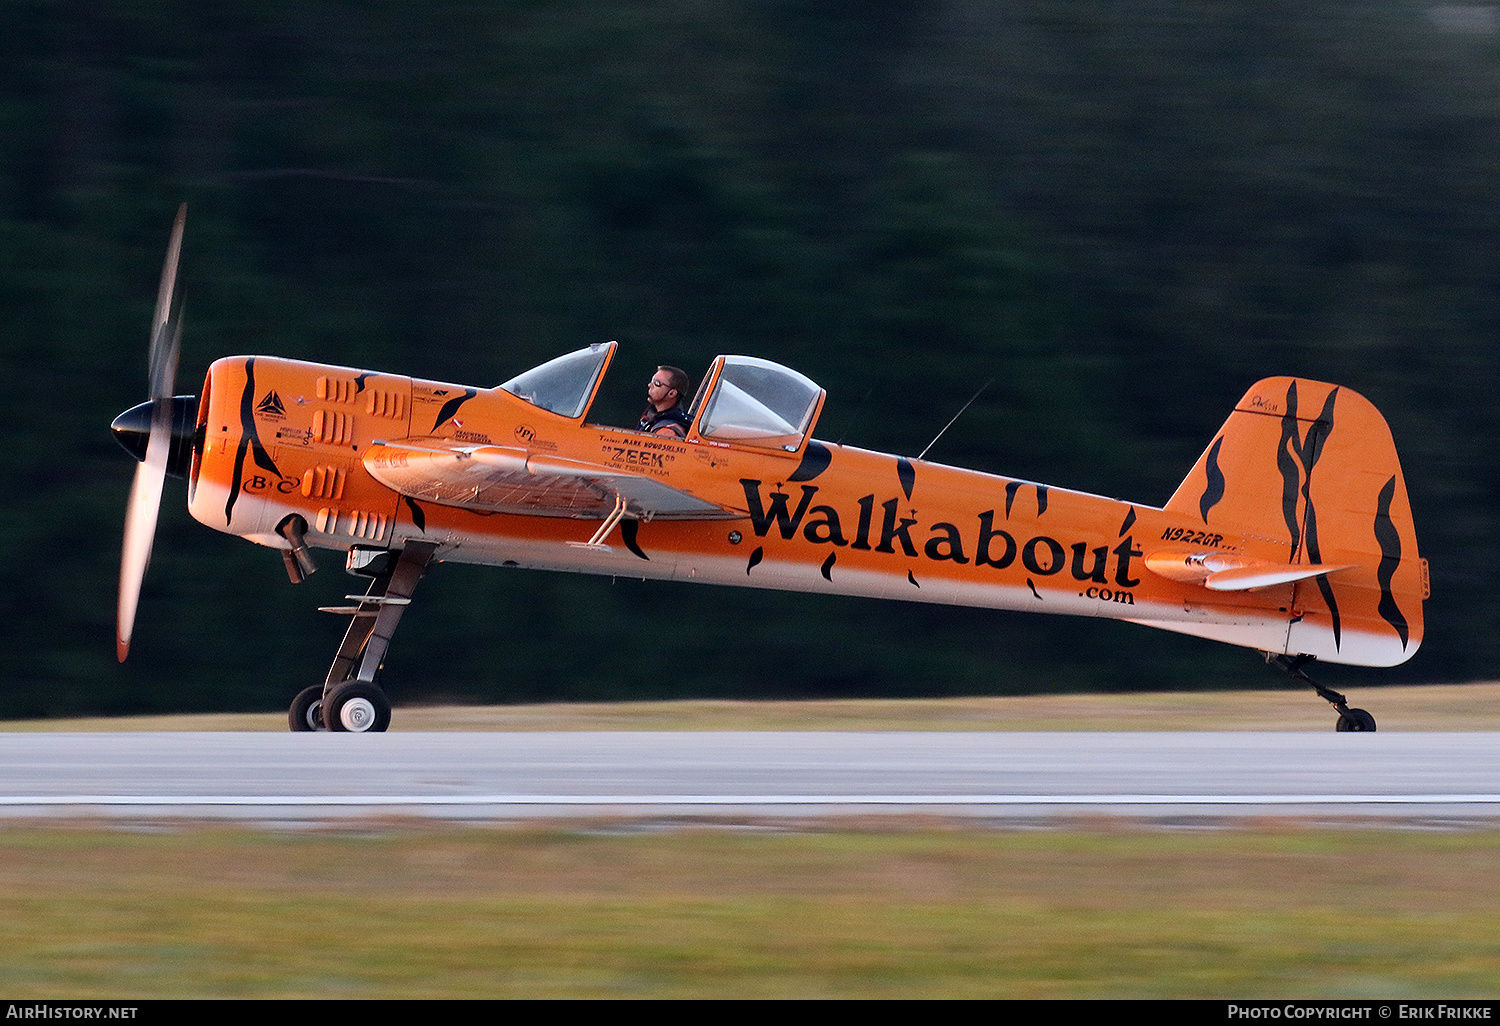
[324,680,392,733]
[288,685,327,732]
[1336,708,1377,732]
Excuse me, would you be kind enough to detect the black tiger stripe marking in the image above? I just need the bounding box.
[225,358,284,525]
[431,388,478,433]
[402,496,426,533]
[789,441,832,482]
[1277,382,1342,648]
[896,457,915,500]
[620,519,649,561]
[1199,437,1225,524]
[1374,475,1410,648]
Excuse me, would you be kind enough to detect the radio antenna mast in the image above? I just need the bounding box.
[918,378,993,461]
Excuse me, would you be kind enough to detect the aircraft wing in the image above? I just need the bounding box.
[363,439,740,521]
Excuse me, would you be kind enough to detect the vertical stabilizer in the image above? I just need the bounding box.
[1163,378,1425,666]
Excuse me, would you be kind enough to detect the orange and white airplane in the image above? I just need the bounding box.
[114,207,1427,732]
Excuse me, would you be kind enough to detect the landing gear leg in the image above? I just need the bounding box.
[285,540,438,733]
[1266,653,1377,732]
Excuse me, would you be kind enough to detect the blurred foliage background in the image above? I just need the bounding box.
[3,0,1496,716]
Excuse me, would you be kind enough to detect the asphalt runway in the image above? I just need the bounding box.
[1,731,1498,824]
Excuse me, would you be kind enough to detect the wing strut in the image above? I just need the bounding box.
[567,491,628,551]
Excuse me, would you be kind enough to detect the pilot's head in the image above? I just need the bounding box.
[648,366,690,410]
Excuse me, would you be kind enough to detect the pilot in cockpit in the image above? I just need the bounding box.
[638,366,693,438]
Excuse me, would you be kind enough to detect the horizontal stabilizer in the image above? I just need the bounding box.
[1144,551,1359,592]
[1204,562,1358,591]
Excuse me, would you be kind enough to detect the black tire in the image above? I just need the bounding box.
[288,685,327,732]
[1335,708,1377,732]
[324,680,392,733]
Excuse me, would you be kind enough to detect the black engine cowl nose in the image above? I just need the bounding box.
[111,396,200,478]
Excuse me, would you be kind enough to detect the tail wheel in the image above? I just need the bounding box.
[288,685,327,732]
[324,680,392,733]
[1336,708,1377,732]
[1267,655,1379,733]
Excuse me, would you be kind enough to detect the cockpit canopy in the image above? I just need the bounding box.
[497,342,613,419]
[693,356,823,450]
[498,343,824,452]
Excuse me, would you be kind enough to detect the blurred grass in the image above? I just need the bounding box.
[0,824,1497,998]
[4,681,1498,732]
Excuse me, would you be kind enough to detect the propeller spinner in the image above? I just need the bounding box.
[115,204,191,662]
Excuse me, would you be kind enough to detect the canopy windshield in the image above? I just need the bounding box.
[498,342,613,419]
[697,356,823,449]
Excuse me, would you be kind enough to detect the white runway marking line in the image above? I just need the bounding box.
[4,794,1500,807]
